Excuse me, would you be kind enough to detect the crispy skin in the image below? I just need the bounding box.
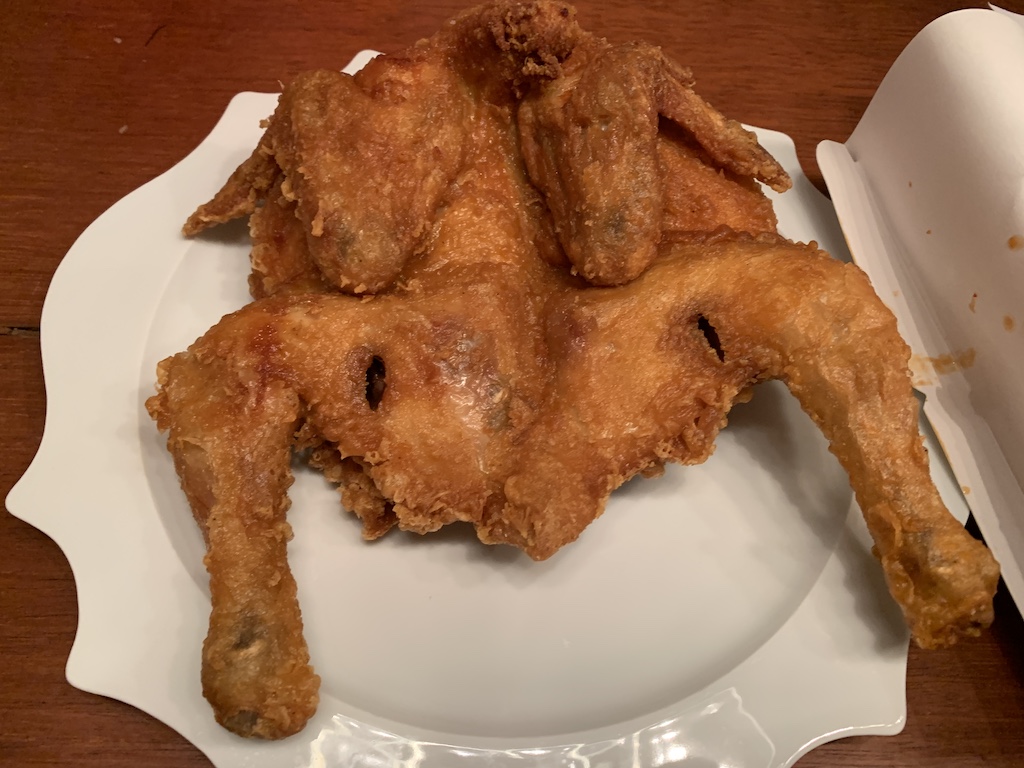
[499,234,999,649]
[154,84,571,737]
[148,283,537,738]
[183,1,582,295]
[150,357,316,738]
[658,122,780,237]
[159,0,997,740]
[152,231,999,739]
[184,0,786,296]
[183,145,279,231]
[517,41,789,284]
[247,179,333,298]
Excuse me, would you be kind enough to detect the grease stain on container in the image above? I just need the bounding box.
[910,349,976,387]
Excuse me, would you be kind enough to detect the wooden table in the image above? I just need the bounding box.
[3,1,1023,765]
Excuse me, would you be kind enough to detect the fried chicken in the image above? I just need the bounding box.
[152,0,999,740]
[498,233,999,651]
[183,0,788,296]
[517,40,789,284]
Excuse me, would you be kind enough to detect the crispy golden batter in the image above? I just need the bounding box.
[247,179,333,298]
[658,122,781,237]
[499,233,999,651]
[155,0,998,740]
[184,0,787,297]
[151,229,999,736]
[518,41,789,284]
[152,346,316,739]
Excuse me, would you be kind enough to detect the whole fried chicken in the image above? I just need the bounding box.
[152,0,999,741]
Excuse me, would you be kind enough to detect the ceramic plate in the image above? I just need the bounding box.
[7,51,969,768]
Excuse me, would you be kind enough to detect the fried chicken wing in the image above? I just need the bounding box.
[247,178,333,298]
[517,41,790,285]
[185,0,787,297]
[183,142,279,231]
[658,122,781,237]
[156,0,999,740]
[183,2,573,294]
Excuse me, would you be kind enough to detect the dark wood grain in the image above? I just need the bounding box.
[3,1,1023,766]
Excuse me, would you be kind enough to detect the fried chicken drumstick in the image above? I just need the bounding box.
[151,0,999,740]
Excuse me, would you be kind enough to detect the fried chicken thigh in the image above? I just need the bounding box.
[152,0,999,740]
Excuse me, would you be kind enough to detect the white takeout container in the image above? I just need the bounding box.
[818,5,1024,610]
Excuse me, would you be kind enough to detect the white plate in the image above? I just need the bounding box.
[6,51,970,768]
